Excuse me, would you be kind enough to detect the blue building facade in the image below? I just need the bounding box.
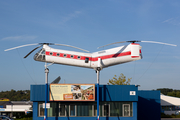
[30,85,160,120]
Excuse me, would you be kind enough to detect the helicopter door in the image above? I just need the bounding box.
[131,43,140,58]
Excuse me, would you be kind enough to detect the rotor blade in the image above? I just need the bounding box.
[97,40,177,49]
[24,45,42,58]
[53,43,90,52]
[51,76,61,84]
[97,40,141,49]
[4,43,39,51]
[97,41,128,49]
[141,41,177,47]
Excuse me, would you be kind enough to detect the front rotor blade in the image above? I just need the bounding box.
[24,45,42,58]
[54,43,89,52]
[4,43,39,51]
[141,41,177,46]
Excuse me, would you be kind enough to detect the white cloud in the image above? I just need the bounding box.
[162,18,174,23]
[1,35,37,41]
[59,11,82,25]
[174,56,180,60]
[162,18,180,26]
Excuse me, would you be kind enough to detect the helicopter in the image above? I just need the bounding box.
[4,40,176,120]
[5,40,176,71]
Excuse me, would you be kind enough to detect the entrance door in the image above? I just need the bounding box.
[123,104,130,117]
[103,104,110,117]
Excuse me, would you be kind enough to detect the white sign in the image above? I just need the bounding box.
[130,91,136,95]
[43,103,50,108]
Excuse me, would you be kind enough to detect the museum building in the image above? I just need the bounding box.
[30,84,161,120]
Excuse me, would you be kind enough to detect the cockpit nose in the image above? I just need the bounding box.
[34,49,46,62]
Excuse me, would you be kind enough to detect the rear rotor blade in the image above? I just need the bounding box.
[97,41,127,49]
[97,40,177,49]
[53,43,90,52]
[24,45,42,58]
[97,41,141,49]
[141,41,177,46]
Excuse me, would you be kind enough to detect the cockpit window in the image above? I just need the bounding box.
[41,50,45,55]
[34,48,46,62]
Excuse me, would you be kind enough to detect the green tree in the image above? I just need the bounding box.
[0,89,30,101]
[107,73,132,85]
[157,88,173,95]
[167,91,176,97]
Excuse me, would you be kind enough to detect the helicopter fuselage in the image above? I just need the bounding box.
[34,43,142,70]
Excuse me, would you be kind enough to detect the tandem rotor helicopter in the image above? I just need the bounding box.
[4,40,177,71]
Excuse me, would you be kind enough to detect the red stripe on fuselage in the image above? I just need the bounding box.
[45,50,141,61]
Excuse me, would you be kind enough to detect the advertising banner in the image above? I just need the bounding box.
[50,84,95,101]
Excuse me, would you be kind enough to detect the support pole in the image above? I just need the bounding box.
[97,70,100,120]
[44,68,49,120]
[97,58,101,120]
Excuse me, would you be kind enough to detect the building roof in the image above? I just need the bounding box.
[0,101,11,107]
[161,94,180,106]
[11,101,33,105]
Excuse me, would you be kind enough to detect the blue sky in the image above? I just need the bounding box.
[0,0,180,91]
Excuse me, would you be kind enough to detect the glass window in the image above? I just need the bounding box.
[48,103,58,117]
[39,102,59,117]
[64,54,67,57]
[85,58,89,63]
[71,55,74,58]
[69,105,76,116]
[59,104,66,116]
[39,104,44,117]
[110,102,122,116]
[57,53,60,56]
[123,104,130,117]
[77,104,92,116]
[93,104,101,116]
[103,104,110,117]
[41,49,45,55]
[77,56,81,59]
[38,102,133,117]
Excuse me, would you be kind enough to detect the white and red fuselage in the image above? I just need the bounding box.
[34,43,142,70]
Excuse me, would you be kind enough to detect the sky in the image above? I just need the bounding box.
[0,0,180,91]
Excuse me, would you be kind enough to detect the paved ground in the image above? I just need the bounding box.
[161,118,180,120]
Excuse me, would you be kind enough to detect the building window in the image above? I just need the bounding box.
[59,104,66,116]
[38,103,59,117]
[39,104,44,117]
[48,103,59,117]
[69,105,76,116]
[162,106,178,111]
[123,104,130,117]
[103,104,110,117]
[93,104,101,116]
[38,102,133,117]
[77,104,92,116]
